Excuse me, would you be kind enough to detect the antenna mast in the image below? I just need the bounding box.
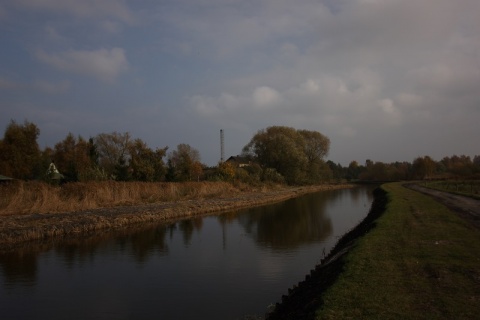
[220,129,225,163]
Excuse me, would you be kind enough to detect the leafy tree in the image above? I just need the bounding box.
[299,130,331,183]
[262,167,286,184]
[441,155,473,177]
[0,120,41,179]
[346,160,364,180]
[358,160,409,181]
[190,161,203,182]
[128,139,168,181]
[326,160,344,181]
[114,155,130,181]
[167,144,202,181]
[242,126,306,184]
[391,161,411,180]
[473,155,480,176]
[217,161,236,181]
[242,126,330,184]
[412,156,436,179]
[53,133,93,181]
[40,147,54,179]
[298,129,330,162]
[88,137,99,165]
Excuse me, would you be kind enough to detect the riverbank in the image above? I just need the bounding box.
[266,187,388,319]
[267,182,480,319]
[0,182,353,249]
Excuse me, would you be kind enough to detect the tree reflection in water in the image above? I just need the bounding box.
[0,187,374,289]
[236,192,334,249]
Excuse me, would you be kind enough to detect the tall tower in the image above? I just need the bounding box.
[220,129,225,163]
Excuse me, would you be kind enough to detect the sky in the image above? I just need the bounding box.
[1,0,479,167]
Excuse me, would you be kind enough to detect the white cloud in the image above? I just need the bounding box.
[3,0,480,166]
[253,86,281,108]
[157,0,331,59]
[377,98,402,125]
[299,79,320,94]
[36,48,129,82]
[190,67,395,137]
[378,99,394,114]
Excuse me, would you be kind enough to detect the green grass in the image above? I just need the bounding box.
[316,182,480,320]
[424,180,480,200]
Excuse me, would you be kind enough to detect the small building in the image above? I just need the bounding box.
[46,162,65,180]
[0,174,13,182]
[226,156,251,168]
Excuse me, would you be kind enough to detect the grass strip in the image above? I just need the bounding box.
[316,182,480,320]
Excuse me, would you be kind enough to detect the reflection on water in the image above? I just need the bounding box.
[238,192,334,249]
[0,186,374,319]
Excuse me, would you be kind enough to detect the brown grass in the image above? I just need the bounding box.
[0,181,353,248]
[0,180,243,215]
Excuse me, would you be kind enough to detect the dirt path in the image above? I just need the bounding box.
[406,184,480,229]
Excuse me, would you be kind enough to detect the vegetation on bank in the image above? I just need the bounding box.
[0,121,331,185]
[314,183,480,319]
[424,180,480,200]
[0,180,272,216]
[0,182,352,247]
[1,120,478,187]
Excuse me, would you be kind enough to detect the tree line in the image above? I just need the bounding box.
[0,120,478,184]
[0,120,200,183]
[328,155,480,182]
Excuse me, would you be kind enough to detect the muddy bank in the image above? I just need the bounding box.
[0,184,352,249]
[266,187,388,320]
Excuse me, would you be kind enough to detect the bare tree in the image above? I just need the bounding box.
[94,132,132,179]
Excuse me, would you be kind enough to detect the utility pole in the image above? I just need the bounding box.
[220,129,225,163]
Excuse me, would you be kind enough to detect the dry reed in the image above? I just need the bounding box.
[0,180,240,216]
[0,181,353,248]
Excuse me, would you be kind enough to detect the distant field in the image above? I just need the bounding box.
[316,182,480,319]
[424,180,480,199]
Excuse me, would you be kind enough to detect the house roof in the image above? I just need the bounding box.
[226,155,250,163]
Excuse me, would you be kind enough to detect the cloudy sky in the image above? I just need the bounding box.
[1,0,479,166]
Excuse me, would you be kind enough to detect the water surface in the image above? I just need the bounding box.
[0,186,374,319]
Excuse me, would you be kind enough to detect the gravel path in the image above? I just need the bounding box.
[406,183,480,229]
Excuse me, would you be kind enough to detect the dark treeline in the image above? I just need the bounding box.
[1,120,478,185]
[327,155,480,182]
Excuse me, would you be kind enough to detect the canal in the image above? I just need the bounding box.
[0,186,375,319]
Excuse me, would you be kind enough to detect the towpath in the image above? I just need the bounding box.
[406,183,480,229]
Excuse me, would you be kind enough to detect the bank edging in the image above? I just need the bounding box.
[266,186,388,320]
